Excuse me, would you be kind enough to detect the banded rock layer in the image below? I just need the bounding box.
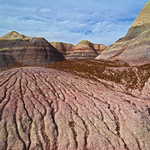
[49,42,75,59]
[96,1,150,66]
[68,40,99,60]
[0,31,65,71]
[0,65,150,150]
[50,41,106,60]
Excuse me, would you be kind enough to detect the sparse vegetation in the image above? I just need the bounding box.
[7,61,27,70]
[44,59,150,91]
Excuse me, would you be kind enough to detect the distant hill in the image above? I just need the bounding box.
[51,40,107,60]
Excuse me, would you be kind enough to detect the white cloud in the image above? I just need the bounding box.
[0,0,148,45]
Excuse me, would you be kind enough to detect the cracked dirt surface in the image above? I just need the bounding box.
[0,67,150,150]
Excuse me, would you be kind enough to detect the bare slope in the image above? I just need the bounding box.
[96,1,150,66]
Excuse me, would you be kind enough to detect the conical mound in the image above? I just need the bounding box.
[0,31,65,70]
[0,31,31,40]
[76,40,94,47]
[68,40,98,60]
[96,1,150,66]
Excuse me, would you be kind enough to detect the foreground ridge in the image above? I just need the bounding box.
[0,67,150,150]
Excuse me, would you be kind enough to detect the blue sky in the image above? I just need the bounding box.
[0,0,149,46]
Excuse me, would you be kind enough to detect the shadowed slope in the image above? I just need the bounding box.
[0,54,15,71]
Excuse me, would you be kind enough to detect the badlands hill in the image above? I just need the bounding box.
[96,1,150,66]
[93,43,107,54]
[68,40,98,60]
[0,31,65,71]
[50,40,106,60]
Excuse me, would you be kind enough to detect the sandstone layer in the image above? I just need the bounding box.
[0,31,65,71]
[50,42,75,59]
[96,1,150,66]
[0,60,150,149]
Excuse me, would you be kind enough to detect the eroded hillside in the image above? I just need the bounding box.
[0,66,150,150]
